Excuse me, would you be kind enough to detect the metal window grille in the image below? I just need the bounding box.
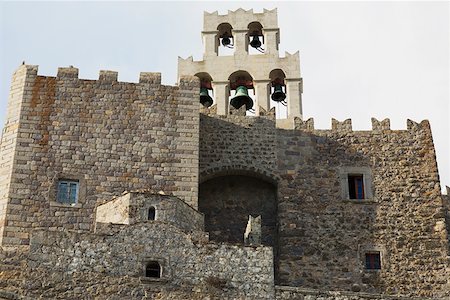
[145,261,161,278]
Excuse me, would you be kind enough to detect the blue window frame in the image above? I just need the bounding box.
[57,180,79,204]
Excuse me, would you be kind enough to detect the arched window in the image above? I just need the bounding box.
[145,261,161,278]
[148,206,156,220]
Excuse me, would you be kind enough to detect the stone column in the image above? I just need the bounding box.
[233,30,249,55]
[254,80,270,115]
[286,78,303,119]
[263,29,279,55]
[212,81,229,116]
[202,31,218,59]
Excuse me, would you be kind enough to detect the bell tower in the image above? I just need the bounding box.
[178,8,303,126]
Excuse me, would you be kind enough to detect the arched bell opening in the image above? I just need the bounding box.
[198,174,278,247]
[217,23,234,56]
[247,21,264,55]
[228,70,255,114]
[269,69,287,119]
[195,72,214,108]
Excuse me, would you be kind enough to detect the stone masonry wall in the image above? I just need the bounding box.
[275,286,430,300]
[0,65,200,246]
[198,115,450,297]
[0,66,36,246]
[0,222,274,299]
[276,118,449,297]
[199,109,278,183]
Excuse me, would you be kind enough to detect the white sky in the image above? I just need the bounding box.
[0,1,448,191]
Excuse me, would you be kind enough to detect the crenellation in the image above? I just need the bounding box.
[332,118,352,132]
[294,117,314,131]
[57,66,79,79]
[98,70,118,82]
[138,72,161,84]
[371,117,391,131]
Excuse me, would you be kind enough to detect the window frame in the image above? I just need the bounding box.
[359,244,386,273]
[148,206,156,221]
[50,175,85,208]
[57,179,79,205]
[365,251,381,270]
[140,257,170,283]
[145,261,161,278]
[338,166,373,201]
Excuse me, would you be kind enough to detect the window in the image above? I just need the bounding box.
[57,180,79,204]
[145,261,161,278]
[339,167,373,201]
[348,174,364,199]
[148,206,156,220]
[365,252,381,270]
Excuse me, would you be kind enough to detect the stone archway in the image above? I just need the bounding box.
[199,175,277,246]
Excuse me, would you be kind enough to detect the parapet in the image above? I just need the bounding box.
[203,8,278,32]
[293,117,432,134]
[18,64,199,91]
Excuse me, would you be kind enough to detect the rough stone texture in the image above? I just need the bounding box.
[0,65,200,246]
[0,219,274,299]
[276,119,449,297]
[199,175,277,247]
[275,286,430,300]
[198,113,450,297]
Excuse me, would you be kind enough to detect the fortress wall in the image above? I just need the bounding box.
[0,65,38,246]
[275,286,429,300]
[277,119,449,297]
[0,66,200,246]
[0,223,274,299]
[198,114,449,297]
[199,111,278,182]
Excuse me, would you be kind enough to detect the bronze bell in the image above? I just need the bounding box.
[222,36,231,47]
[200,87,213,107]
[230,86,253,110]
[250,35,262,49]
[271,85,286,102]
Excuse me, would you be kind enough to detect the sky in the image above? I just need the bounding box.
[0,1,449,191]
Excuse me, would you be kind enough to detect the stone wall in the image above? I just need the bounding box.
[275,286,430,300]
[0,65,37,246]
[276,118,449,297]
[0,222,274,299]
[199,111,278,182]
[0,65,200,246]
[199,175,277,245]
[198,114,450,297]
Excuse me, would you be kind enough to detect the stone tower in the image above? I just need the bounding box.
[178,8,302,127]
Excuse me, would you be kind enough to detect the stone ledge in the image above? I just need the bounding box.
[49,201,82,209]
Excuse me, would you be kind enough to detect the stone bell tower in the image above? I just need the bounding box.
[178,8,303,126]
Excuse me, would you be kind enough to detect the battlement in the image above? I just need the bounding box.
[203,8,278,32]
[20,64,198,88]
[294,117,432,134]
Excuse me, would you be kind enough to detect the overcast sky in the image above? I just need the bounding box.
[0,1,448,191]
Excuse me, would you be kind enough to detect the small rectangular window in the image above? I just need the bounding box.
[348,174,364,199]
[57,180,79,204]
[365,252,381,270]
